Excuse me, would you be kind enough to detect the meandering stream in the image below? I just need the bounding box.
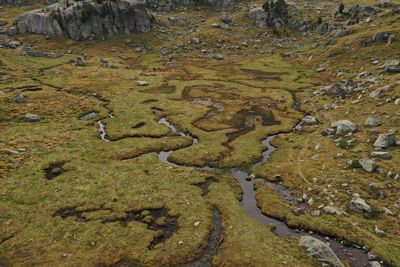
[98,113,373,267]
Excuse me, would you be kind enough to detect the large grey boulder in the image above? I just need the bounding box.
[373,133,396,148]
[331,120,357,136]
[365,117,381,127]
[350,196,371,213]
[16,0,150,40]
[299,236,345,267]
[359,158,377,172]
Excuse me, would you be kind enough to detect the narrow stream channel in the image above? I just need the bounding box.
[98,113,373,267]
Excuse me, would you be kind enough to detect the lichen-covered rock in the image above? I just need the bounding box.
[373,133,396,148]
[299,236,345,267]
[350,196,371,213]
[16,0,150,40]
[331,120,357,136]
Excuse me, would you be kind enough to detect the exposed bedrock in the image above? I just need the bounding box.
[146,0,237,11]
[16,0,151,40]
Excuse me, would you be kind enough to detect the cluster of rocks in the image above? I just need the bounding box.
[0,0,31,5]
[16,0,150,40]
[146,0,236,12]
[323,120,357,137]
[23,50,64,58]
[363,31,396,46]
[0,38,22,49]
[320,79,366,97]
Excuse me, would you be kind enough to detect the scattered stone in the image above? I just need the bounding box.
[369,85,390,98]
[299,236,345,267]
[212,53,224,60]
[365,117,381,127]
[302,115,318,125]
[368,183,379,191]
[331,120,357,136]
[15,93,26,103]
[137,80,149,86]
[323,206,342,216]
[0,39,22,49]
[293,207,305,216]
[373,133,396,148]
[71,57,87,67]
[350,196,371,213]
[370,151,392,160]
[374,225,385,237]
[25,50,63,58]
[80,112,98,121]
[311,210,320,216]
[394,98,400,105]
[220,13,232,24]
[24,113,41,122]
[359,159,377,172]
[383,60,400,73]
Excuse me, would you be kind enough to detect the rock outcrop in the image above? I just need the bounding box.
[146,0,236,11]
[16,0,150,40]
[249,0,289,29]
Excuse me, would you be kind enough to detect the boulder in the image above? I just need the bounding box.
[16,0,150,40]
[369,85,391,98]
[323,206,342,215]
[370,151,392,160]
[80,111,98,120]
[363,32,395,46]
[331,120,357,136]
[383,60,400,73]
[373,133,396,148]
[302,115,318,125]
[350,196,371,213]
[299,236,345,267]
[24,113,41,122]
[359,158,377,172]
[365,117,381,127]
[321,83,348,96]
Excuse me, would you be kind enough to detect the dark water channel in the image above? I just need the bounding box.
[98,113,374,267]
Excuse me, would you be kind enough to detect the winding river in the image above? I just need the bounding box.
[98,113,373,267]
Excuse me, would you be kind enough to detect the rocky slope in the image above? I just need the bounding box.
[16,0,150,40]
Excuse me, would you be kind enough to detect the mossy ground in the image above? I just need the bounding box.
[1,0,400,266]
